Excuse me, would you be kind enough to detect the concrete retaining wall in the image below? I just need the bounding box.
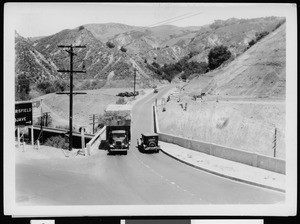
[153,106,286,174]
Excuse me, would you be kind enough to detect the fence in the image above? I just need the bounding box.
[153,106,286,174]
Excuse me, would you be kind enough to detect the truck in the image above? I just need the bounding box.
[105,104,132,155]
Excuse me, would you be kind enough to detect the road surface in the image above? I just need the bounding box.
[15,85,285,205]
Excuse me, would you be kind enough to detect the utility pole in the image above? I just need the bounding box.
[89,114,99,134]
[57,44,86,151]
[43,112,50,127]
[133,68,136,99]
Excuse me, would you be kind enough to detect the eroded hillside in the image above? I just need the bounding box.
[185,22,286,99]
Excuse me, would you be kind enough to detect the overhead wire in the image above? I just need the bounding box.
[105,11,203,53]
[121,12,204,49]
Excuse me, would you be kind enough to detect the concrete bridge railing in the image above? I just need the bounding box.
[86,126,106,155]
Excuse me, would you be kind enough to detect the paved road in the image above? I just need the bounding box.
[15,85,285,205]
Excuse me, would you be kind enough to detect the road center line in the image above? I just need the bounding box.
[132,151,201,200]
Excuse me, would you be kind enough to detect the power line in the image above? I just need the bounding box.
[123,12,194,34]
[107,12,195,43]
[123,12,203,48]
[106,11,203,49]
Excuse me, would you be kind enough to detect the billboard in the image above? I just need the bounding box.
[15,102,32,126]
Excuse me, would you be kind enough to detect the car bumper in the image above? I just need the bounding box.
[144,146,160,151]
[109,147,128,151]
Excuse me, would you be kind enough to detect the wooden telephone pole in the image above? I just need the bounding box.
[57,44,86,151]
[133,68,136,99]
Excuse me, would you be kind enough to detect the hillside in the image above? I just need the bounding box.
[187,17,285,63]
[15,32,59,80]
[199,22,286,99]
[32,27,161,87]
[82,23,139,42]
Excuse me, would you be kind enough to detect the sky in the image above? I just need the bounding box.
[5,2,293,38]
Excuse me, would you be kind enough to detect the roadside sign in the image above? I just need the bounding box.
[15,102,32,126]
[32,100,42,118]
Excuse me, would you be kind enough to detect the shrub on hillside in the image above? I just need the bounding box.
[255,31,269,42]
[77,79,105,90]
[34,114,53,127]
[208,45,232,70]
[44,135,69,149]
[273,19,286,31]
[247,31,270,49]
[36,79,69,94]
[116,97,126,104]
[120,46,127,52]
[15,73,31,101]
[106,41,115,49]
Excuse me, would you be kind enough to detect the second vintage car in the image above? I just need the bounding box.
[137,133,160,153]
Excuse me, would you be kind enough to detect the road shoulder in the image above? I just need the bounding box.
[159,141,285,193]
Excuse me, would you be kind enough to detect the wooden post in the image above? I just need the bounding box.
[22,136,25,152]
[81,127,85,156]
[17,126,20,148]
[31,125,34,146]
[87,143,91,156]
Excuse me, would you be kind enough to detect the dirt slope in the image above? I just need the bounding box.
[200,23,286,99]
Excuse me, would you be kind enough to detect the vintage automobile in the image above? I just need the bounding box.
[137,133,160,153]
[107,129,130,155]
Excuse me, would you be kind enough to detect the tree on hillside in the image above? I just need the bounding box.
[208,45,232,70]
[106,41,115,49]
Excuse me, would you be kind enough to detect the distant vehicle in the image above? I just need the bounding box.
[116,91,139,97]
[154,88,158,93]
[137,133,160,153]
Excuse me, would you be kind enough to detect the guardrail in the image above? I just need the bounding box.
[153,105,286,174]
[86,126,106,155]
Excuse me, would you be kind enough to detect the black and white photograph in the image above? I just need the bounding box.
[3,2,297,217]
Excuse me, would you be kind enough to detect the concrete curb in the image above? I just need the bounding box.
[160,148,285,193]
